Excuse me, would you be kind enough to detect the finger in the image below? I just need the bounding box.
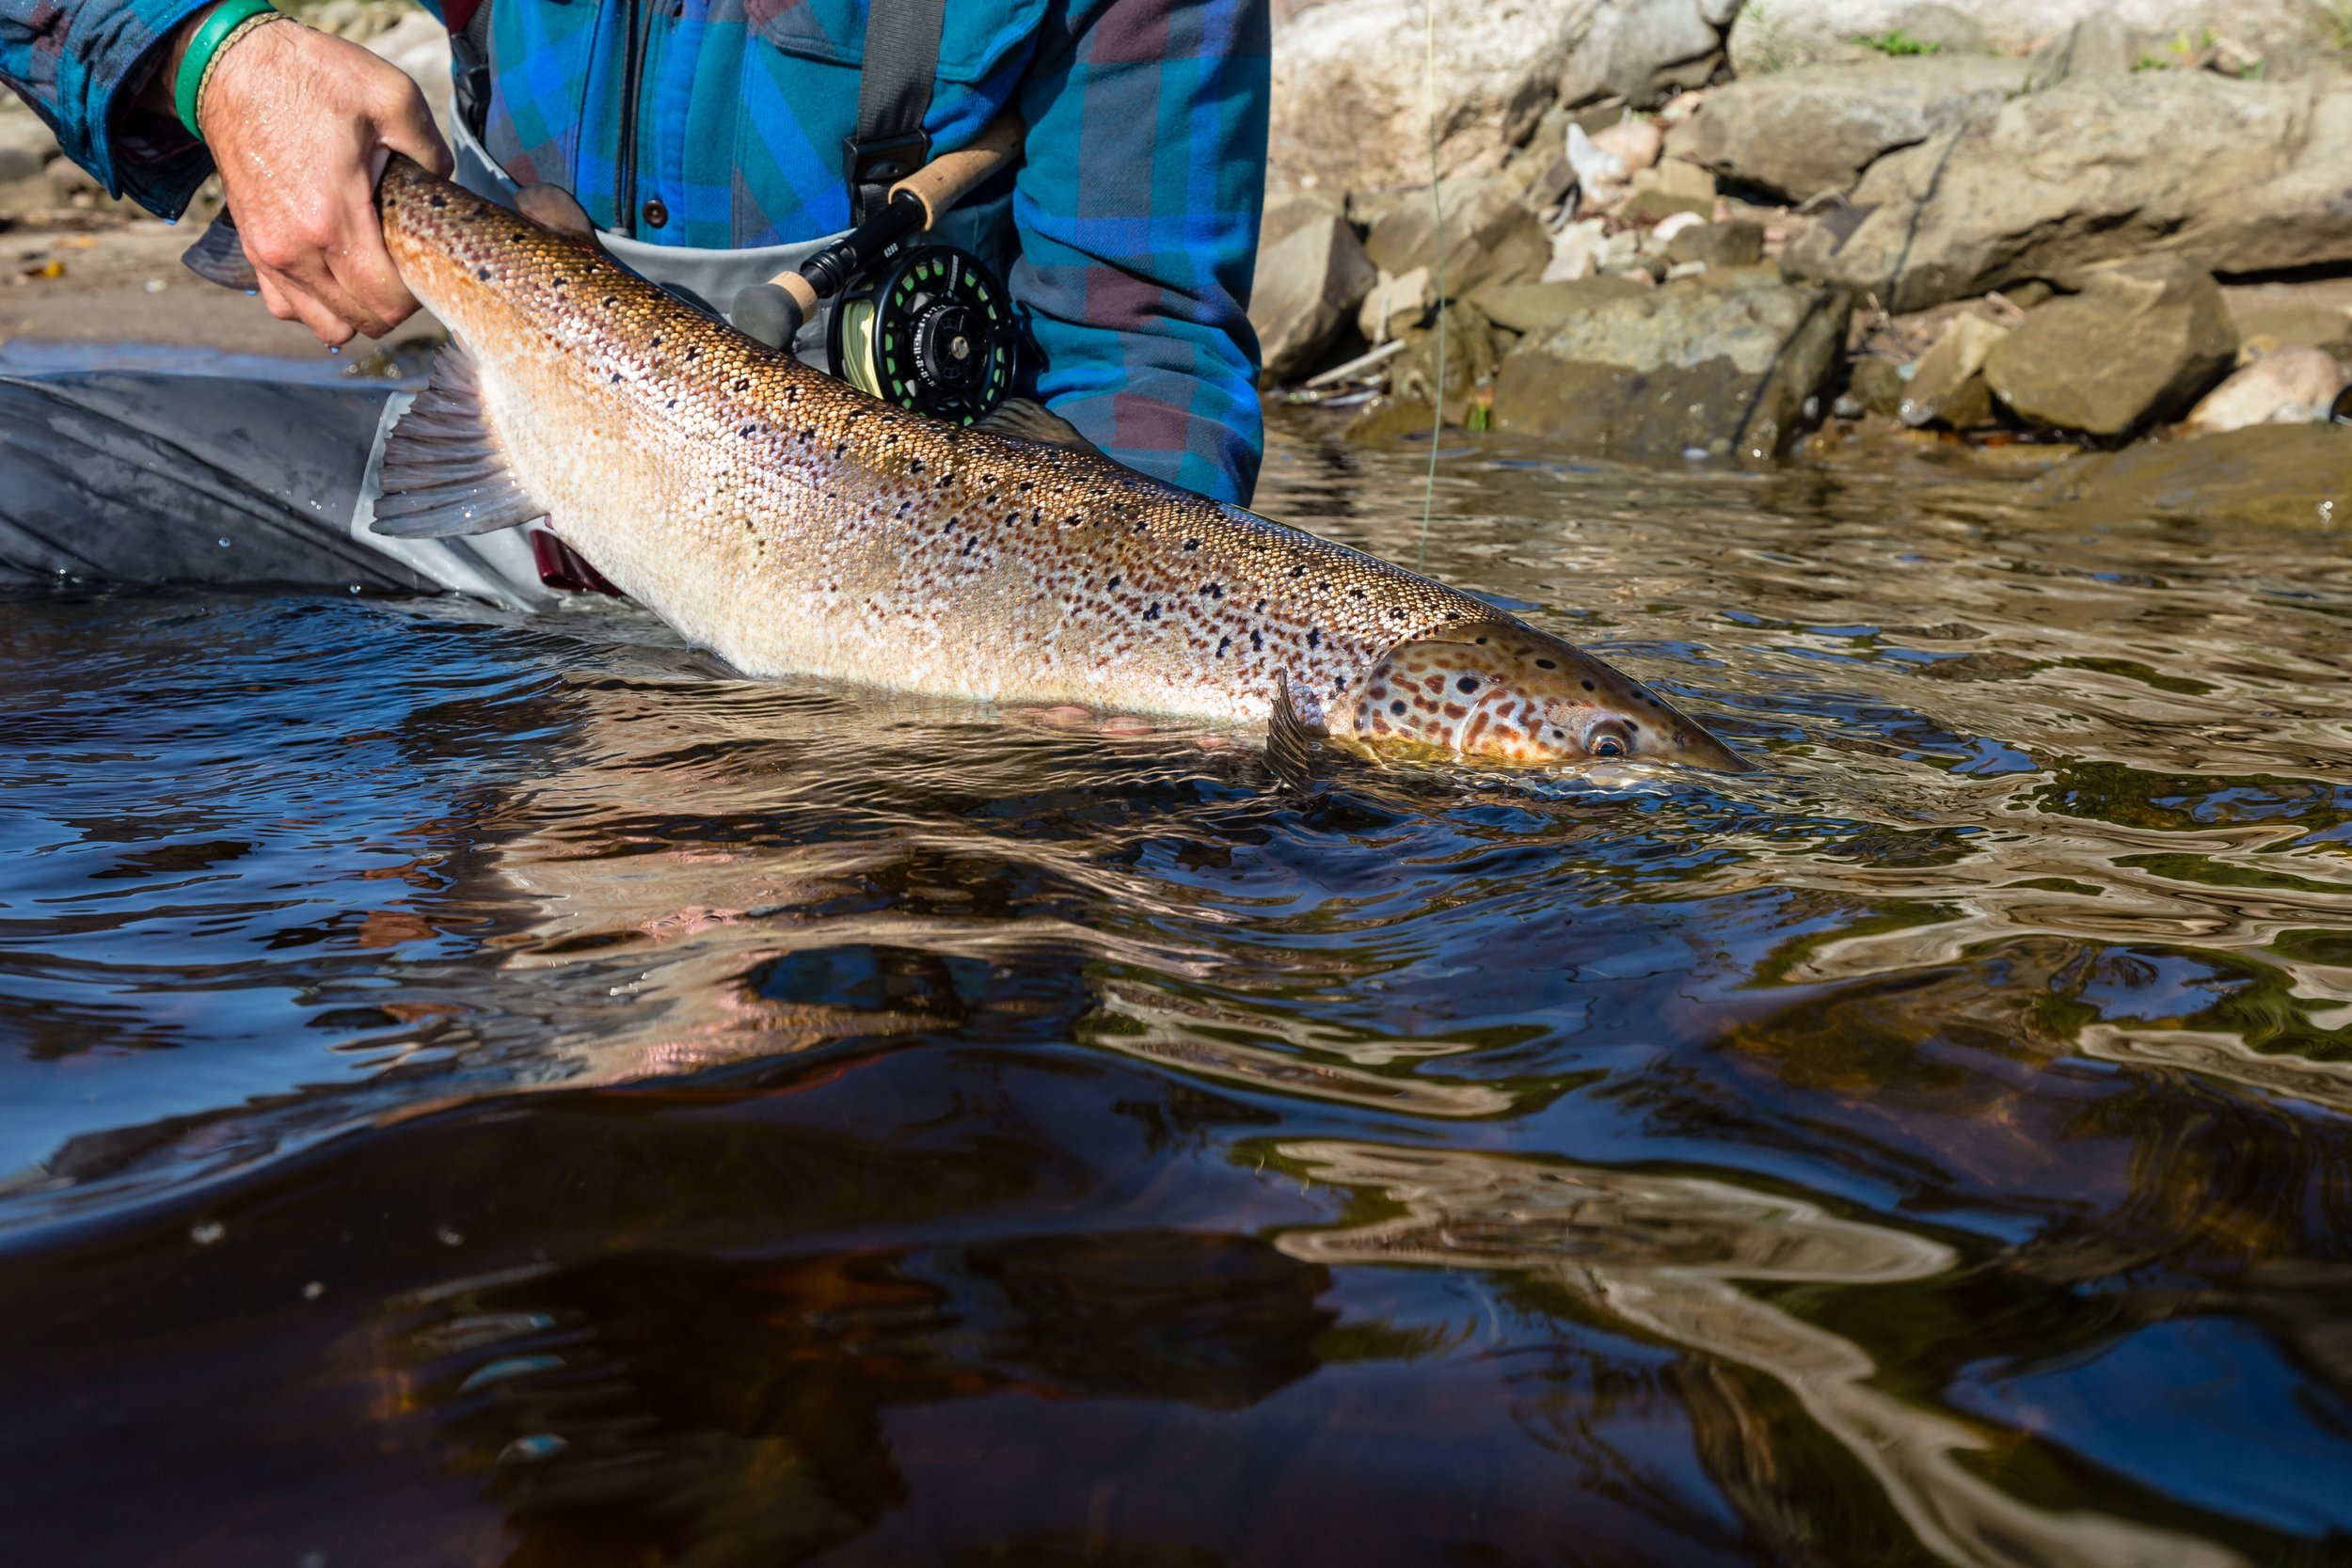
[373,78,453,178]
[253,269,300,323]
[258,261,360,347]
[324,189,419,336]
[515,182,596,238]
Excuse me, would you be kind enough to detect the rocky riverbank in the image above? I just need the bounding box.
[1256,0,2352,482]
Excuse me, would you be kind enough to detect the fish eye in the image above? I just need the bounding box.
[1584,718,1634,759]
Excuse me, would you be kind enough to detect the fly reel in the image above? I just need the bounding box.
[826,244,1016,426]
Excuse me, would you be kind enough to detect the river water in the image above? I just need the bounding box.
[4,404,2349,1568]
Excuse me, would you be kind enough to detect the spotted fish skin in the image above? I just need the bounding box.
[373,159,1746,771]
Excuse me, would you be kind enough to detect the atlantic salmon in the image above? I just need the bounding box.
[369,157,1747,771]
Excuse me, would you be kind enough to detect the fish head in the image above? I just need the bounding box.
[1337,619,1751,772]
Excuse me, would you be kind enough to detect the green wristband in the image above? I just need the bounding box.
[173,0,278,141]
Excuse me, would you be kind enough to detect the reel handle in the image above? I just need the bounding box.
[887,112,1026,229]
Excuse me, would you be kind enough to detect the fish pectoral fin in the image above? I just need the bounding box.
[369,341,548,539]
[1266,672,1329,789]
[972,398,1102,454]
[180,210,260,293]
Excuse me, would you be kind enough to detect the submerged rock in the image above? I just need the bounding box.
[1982,257,2235,436]
[2184,348,2348,434]
[1489,272,1851,463]
[1669,55,2028,203]
[2031,423,2352,529]
[1250,214,1377,385]
[1784,72,2352,313]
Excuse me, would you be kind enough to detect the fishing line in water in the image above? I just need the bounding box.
[1417,0,1443,571]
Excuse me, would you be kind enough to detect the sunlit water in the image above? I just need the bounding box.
[5,404,2351,1568]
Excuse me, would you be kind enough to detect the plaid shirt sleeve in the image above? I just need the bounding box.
[1,0,225,214]
[1012,0,1268,505]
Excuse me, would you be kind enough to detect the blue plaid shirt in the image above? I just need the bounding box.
[1,0,1270,500]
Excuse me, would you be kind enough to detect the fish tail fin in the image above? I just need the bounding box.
[370,341,548,540]
[1266,672,1328,789]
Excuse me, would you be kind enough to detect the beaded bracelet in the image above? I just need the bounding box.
[172,0,281,142]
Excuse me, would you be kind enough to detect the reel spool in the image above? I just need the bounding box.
[827,244,1016,426]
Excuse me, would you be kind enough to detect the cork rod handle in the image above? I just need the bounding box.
[891,113,1026,229]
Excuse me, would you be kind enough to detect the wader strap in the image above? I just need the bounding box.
[846,0,946,225]
[449,0,494,143]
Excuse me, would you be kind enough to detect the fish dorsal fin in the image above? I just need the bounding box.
[972,397,1102,454]
[1267,671,1328,789]
[369,341,548,539]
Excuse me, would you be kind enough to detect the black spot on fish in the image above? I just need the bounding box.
[650,335,661,348]
[1390,700,1406,716]
[1017,481,1034,494]
[428,194,447,208]
[910,459,924,475]
[834,442,849,457]
[1144,603,1162,621]
[604,295,617,308]
[1581,680,1596,691]
[1456,676,1478,694]
[943,519,957,532]
[1535,658,1556,670]
[1627,721,1640,731]
[740,423,757,437]
[550,277,566,290]
[476,266,493,280]
[1292,564,1307,578]
[1307,628,1321,649]
[1255,599,1267,613]
[666,398,676,408]
[1184,538,1201,551]
[688,346,702,360]
[1216,635,1232,656]
[733,376,749,391]
[610,372,623,383]
[1106,576,1120,591]
[1250,629,1263,651]
[1201,582,1222,598]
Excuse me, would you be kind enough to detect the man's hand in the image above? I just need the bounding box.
[176,13,453,345]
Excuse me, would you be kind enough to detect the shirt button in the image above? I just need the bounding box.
[643,198,669,230]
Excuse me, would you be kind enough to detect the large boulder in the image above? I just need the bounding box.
[1559,0,1738,109]
[1267,0,1740,194]
[1784,71,2352,314]
[1981,256,2237,436]
[1249,213,1378,384]
[1362,173,1549,296]
[1490,271,1851,462]
[1727,0,2314,74]
[1667,55,2029,202]
[1269,0,1605,193]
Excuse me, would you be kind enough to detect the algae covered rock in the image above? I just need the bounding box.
[1983,256,2235,436]
[1489,273,1851,463]
[2030,423,2352,529]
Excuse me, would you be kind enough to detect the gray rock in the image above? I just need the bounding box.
[1727,0,2309,75]
[2226,293,2352,362]
[1269,0,1608,194]
[1490,272,1851,462]
[2184,348,2347,433]
[1249,214,1379,385]
[1848,356,1907,416]
[1982,256,2237,436]
[2029,11,2137,87]
[1363,174,1549,297]
[1664,219,1764,270]
[1359,265,1435,343]
[1469,275,1649,333]
[1563,0,1725,109]
[1897,312,2007,428]
[1667,55,2028,202]
[1261,186,1349,253]
[1785,72,2352,313]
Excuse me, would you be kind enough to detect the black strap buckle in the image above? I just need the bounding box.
[844,130,930,223]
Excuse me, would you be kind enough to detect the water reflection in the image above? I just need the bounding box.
[7,418,2352,1565]
[1275,1141,2238,1568]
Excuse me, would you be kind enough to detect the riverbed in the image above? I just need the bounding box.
[3,406,2347,1567]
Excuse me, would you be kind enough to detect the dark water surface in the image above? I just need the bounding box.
[6,409,2352,1568]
